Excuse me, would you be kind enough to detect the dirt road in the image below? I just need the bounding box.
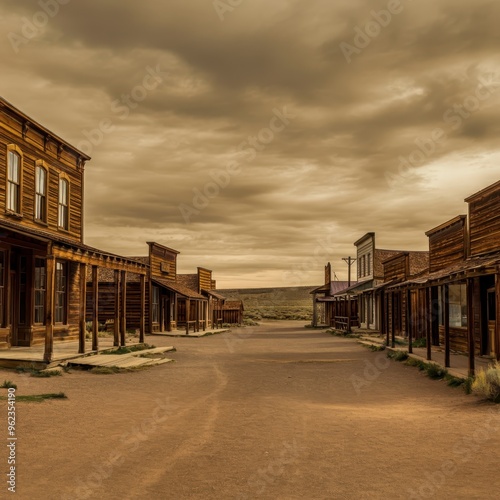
[3,321,500,499]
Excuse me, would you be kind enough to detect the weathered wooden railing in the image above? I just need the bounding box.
[333,316,359,332]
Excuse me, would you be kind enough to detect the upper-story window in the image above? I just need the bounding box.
[58,177,69,230]
[35,164,48,223]
[367,253,371,275]
[7,148,22,214]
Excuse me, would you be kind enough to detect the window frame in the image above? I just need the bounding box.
[34,161,48,224]
[58,174,70,231]
[6,145,23,216]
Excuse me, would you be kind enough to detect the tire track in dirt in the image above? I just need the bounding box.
[123,362,228,498]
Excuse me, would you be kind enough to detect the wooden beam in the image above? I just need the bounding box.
[43,255,55,363]
[186,299,190,335]
[426,287,432,361]
[467,278,475,377]
[114,270,120,347]
[92,265,98,351]
[444,284,450,368]
[391,293,396,348]
[120,270,126,346]
[140,274,145,343]
[407,289,413,354]
[312,293,318,327]
[496,273,500,362]
[79,263,86,354]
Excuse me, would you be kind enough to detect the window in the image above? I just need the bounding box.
[34,258,46,324]
[152,286,160,324]
[58,178,69,230]
[7,150,21,213]
[0,252,4,327]
[367,253,371,275]
[35,165,47,223]
[449,283,467,328]
[55,261,67,323]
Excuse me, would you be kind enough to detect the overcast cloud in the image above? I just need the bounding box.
[1,0,499,287]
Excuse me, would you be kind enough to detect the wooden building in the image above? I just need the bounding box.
[386,180,500,375]
[88,243,215,335]
[177,267,225,330]
[381,250,429,346]
[0,97,147,362]
[221,300,244,325]
[348,233,406,330]
[311,263,357,329]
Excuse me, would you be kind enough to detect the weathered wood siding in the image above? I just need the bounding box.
[383,254,408,283]
[468,184,500,257]
[198,268,212,292]
[0,116,84,242]
[149,243,177,280]
[426,217,467,272]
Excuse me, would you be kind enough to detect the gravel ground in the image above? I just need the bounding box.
[1,320,500,500]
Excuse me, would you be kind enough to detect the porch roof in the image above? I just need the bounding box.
[152,277,206,300]
[335,280,374,296]
[387,251,500,289]
[0,219,147,274]
[202,289,226,301]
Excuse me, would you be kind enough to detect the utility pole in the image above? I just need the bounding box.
[342,257,357,286]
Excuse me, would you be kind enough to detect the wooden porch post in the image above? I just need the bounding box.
[92,265,99,352]
[203,301,207,331]
[113,270,120,346]
[186,298,190,335]
[120,270,127,346]
[174,293,178,329]
[467,278,475,377]
[444,284,450,368]
[391,293,396,348]
[140,274,145,343]
[496,273,500,362]
[312,293,318,327]
[44,255,55,363]
[79,263,86,354]
[426,287,432,361]
[407,288,413,354]
[195,301,200,332]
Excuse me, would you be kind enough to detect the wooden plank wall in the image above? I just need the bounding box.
[468,188,500,257]
[427,219,466,272]
[0,120,83,242]
[198,268,212,292]
[150,244,176,280]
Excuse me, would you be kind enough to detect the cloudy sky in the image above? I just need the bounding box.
[1,0,499,287]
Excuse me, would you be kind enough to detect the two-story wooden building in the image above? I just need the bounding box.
[386,180,500,375]
[0,97,147,362]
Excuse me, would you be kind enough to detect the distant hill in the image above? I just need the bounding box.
[218,286,317,321]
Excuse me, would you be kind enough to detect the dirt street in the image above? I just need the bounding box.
[2,321,500,500]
